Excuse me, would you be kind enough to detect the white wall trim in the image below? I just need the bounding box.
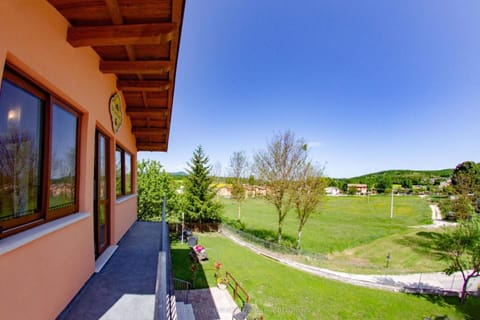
[95,245,118,273]
[115,193,137,204]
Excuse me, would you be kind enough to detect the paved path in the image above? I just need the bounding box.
[221,225,480,296]
[187,287,238,320]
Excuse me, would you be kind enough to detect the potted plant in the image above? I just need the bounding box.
[217,276,228,290]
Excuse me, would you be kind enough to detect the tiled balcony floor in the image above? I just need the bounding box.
[57,221,161,320]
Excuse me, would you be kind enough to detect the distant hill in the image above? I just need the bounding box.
[340,168,453,187]
[349,169,453,181]
[169,171,188,176]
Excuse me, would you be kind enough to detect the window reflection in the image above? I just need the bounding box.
[99,135,107,200]
[125,152,131,194]
[115,149,122,196]
[0,80,42,221]
[49,104,77,210]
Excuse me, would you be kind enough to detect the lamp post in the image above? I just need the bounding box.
[181,212,185,243]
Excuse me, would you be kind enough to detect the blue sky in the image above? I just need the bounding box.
[138,0,480,178]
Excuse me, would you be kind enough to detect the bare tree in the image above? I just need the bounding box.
[229,151,249,221]
[254,131,308,243]
[290,164,326,250]
[211,161,223,183]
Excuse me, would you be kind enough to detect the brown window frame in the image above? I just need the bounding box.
[0,65,81,238]
[115,145,133,198]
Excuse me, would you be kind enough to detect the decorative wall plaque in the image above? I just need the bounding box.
[109,92,123,133]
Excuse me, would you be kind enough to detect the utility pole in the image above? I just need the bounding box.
[390,188,394,219]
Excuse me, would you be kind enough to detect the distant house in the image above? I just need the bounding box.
[325,187,341,196]
[439,179,451,189]
[347,184,368,195]
[245,185,267,198]
[217,186,232,198]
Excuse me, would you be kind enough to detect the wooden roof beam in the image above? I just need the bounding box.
[127,107,169,117]
[132,127,168,135]
[117,80,170,92]
[100,61,172,74]
[67,23,177,47]
[136,144,167,152]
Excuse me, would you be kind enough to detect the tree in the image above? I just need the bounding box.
[137,160,179,221]
[183,146,222,224]
[212,161,223,183]
[248,174,255,186]
[434,216,480,302]
[254,131,308,243]
[449,161,480,219]
[290,164,326,250]
[451,161,480,195]
[229,151,249,221]
[375,176,392,194]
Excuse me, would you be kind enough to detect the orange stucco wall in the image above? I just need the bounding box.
[113,196,139,244]
[0,217,93,320]
[0,1,139,318]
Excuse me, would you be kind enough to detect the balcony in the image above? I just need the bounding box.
[57,220,238,320]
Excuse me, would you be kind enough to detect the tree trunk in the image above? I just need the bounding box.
[460,277,469,303]
[237,202,241,221]
[296,229,302,251]
[278,222,283,243]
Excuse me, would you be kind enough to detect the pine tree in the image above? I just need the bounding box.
[184,145,222,224]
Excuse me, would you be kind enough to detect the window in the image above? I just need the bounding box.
[116,146,133,197]
[0,66,79,236]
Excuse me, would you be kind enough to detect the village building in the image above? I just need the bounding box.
[325,186,341,196]
[347,183,368,195]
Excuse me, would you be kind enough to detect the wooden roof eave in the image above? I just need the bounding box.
[47,0,185,152]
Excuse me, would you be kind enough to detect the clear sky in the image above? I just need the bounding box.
[138,0,480,178]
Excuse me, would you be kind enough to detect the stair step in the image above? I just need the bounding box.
[176,302,195,320]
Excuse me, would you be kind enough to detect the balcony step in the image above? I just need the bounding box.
[176,302,195,320]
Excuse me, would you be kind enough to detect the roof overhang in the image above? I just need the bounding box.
[48,0,186,151]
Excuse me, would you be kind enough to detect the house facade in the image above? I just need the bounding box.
[347,183,368,195]
[0,1,184,319]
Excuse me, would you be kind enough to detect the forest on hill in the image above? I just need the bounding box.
[327,168,454,193]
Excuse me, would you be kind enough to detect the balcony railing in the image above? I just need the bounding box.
[154,196,177,320]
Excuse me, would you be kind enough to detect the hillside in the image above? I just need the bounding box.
[338,168,453,188]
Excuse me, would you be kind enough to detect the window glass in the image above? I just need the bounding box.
[99,135,107,200]
[125,152,132,194]
[0,80,42,221]
[49,104,77,210]
[115,149,122,196]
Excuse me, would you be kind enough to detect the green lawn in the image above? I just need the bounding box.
[171,233,480,319]
[222,196,449,273]
[319,228,448,274]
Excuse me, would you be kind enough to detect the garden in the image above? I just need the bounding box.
[171,232,480,319]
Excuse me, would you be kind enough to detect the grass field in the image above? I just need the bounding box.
[221,196,449,273]
[171,233,480,319]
